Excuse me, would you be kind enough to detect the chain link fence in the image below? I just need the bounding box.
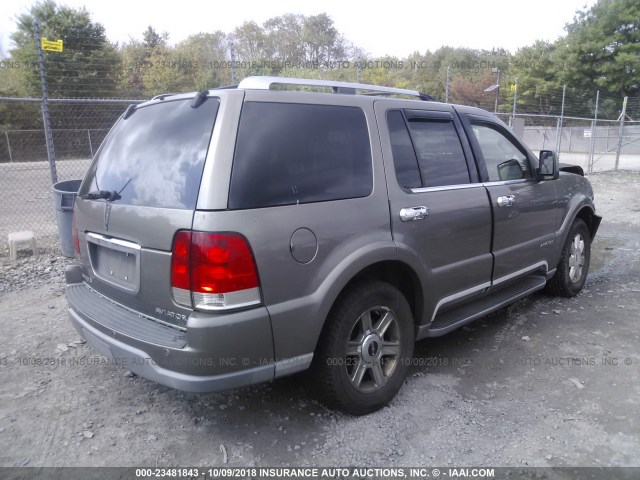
[0,98,142,244]
[494,92,640,173]
[0,89,638,249]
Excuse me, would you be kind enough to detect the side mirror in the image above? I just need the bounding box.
[537,150,559,180]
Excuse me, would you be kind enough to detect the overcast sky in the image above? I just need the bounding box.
[1,0,596,58]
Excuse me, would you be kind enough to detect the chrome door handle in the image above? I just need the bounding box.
[497,195,516,207]
[400,206,429,222]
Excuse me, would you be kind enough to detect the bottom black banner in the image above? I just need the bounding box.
[0,467,638,480]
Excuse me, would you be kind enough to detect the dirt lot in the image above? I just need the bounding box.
[1,171,639,468]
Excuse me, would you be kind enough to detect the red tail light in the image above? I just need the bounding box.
[72,211,80,255]
[171,231,192,291]
[171,231,260,310]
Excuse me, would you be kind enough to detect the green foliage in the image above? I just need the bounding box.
[142,26,166,50]
[136,32,230,95]
[559,0,639,97]
[504,0,639,118]
[1,0,636,117]
[509,41,565,114]
[9,0,121,98]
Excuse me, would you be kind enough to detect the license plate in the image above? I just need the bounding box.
[86,233,141,293]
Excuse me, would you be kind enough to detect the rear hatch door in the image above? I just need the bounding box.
[74,95,221,328]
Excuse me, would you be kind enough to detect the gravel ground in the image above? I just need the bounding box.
[0,171,639,468]
[0,234,73,295]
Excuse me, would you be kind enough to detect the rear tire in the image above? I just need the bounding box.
[312,280,414,415]
[545,219,591,297]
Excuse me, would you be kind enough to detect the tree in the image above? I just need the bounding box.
[174,32,230,90]
[231,21,273,76]
[263,14,305,66]
[558,0,639,98]
[450,69,500,108]
[301,14,346,65]
[509,41,565,115]
[142,26,165,50]
[119,27,168,97]
[9,0,121,98]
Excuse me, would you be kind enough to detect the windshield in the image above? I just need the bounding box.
[80,97,219,209]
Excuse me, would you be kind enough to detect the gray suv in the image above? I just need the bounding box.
[66,76,601,415]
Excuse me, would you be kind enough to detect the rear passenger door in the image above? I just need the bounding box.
[375,102,493,325]
[460,114,559,282]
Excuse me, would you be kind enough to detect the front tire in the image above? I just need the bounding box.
[545,218,591,297]
[312,281,414,415]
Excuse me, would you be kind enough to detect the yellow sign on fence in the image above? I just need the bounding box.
[41,38,63,52]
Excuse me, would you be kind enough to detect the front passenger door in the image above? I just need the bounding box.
[464,116,559,282]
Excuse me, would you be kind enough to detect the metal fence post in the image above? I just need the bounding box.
[445,66,450,103]
[229,40,237,84]
[34,20,58,184]
[568,127,573,151]
[615,96,628,170]
[588,90,599,174]
[511,76,518,128]
[87,129,94,158]
[494,69,501,113]
[4,131,12,162]
[555,85,566,158]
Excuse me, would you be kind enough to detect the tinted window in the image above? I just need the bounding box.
[387,110,421,189]
[229,102,372,209]
[81,98,219,209]
[471,122,531,181]
[407,120,470,187]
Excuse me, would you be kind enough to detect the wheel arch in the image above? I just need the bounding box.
[575,205,601,241]
[557,196,599,244]
[312,260,424,354]
[545,205,593,297]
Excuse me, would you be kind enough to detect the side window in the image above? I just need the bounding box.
[471,122,532,181]
[387,110,421,189]
[229,102,372,209]
[407,119,470,187]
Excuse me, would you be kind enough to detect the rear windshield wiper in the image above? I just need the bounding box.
[80,190,121,201]
[80,178,130,202]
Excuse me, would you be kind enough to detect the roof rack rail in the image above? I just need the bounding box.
[212,84,239,90]
[237,76,433,101]
[150,93,178,101]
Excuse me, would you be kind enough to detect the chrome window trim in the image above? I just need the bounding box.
[482,179,533,187]
[411,183,483,194]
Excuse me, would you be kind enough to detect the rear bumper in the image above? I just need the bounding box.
[69,307,274,392]
[65,265,278,393]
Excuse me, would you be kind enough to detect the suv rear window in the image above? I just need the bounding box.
[80,98,219,209]
[408,119,470,187]
[228,102,372,209]
[387,110,470,189]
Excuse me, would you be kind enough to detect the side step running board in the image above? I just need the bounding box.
[417,275,547,339]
